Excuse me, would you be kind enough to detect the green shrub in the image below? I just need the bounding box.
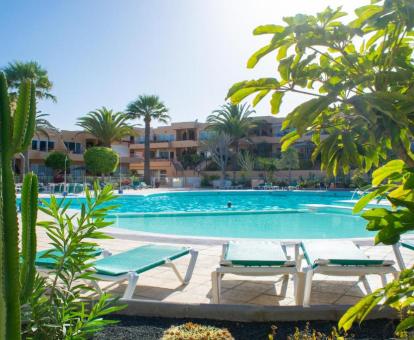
[22,184,124,339]
[84,146,119,175]
[45,151,70,172]
[162,322,233,340]
[201,174,220,187]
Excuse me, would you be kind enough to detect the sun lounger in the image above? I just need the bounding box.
[92,244,198,299]
[35,244,198,299]
[211,241,303,304]
[392,240,414,270]
[300,240,398,307]
[35,247,108,271]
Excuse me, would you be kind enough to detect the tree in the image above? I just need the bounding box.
[207,103,256,180]
[84,147,119,176]
[257,157,278,183]
[45,151,70,179]
[126,95,170,185]
[77,107,134,147]
[277,147,299,184]
[238,150,255,180]
[228,0,414,334]
[203,133,232,185]
[3,60,56,103]
[3,61,57,174]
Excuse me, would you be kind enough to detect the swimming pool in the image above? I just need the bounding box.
[41,191,374,239]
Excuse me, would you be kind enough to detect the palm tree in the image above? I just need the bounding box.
[77,107,135,147]
[3,61,56,103]
[277,147,300,184]
[3,61,57,174]
[126,95,170,185]
[207,103,256,180]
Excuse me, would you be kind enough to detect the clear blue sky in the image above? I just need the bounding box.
[1,0,359,129]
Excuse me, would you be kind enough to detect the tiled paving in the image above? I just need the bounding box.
[35,211,414,307]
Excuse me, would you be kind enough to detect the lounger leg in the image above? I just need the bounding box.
[392,244,406,270]
[303,268,314,307]
[380,274,387,287]
[184,249,199,284]
[279,275,289,297]
[294,272,305,306]
[211,271,221,304]
[123,272,139,299]
[294,244,301,270]
[360,275,372,294]
[89,279,103,296]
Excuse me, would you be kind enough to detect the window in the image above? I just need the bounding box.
[158,151,169,159]
[48,141,55,150]
[64,142,82,154]
[31,140,38,150]
[39,141,47,151]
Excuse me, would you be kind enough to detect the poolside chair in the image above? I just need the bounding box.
[91,244,198,299]
[300,240,398,307]
[35,247,109,272]
[392,240,414,270]
[211,241,303,305]
[35,245,198,300]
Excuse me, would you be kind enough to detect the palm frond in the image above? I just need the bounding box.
[126,95,170,124]
[77,107,135,146]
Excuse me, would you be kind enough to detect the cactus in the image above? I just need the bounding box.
[19,173,38,303]
[0,71,37,340]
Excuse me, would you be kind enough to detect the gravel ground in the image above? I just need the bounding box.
[93,315,398,339]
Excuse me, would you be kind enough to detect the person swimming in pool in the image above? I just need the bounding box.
[227,201,232,208]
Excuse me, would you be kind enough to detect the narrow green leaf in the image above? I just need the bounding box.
[253,24,284,35]
[270,91,284,114]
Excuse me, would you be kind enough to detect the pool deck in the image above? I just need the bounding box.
[35,209,414,317]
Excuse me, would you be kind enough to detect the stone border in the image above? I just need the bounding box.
[117,299,397,322]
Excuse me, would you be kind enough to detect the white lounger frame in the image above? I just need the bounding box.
[37,248,199,300]
[91,248,199,299]
[211,243,304,305]
[300,245,398,307]
[392,242,410,270]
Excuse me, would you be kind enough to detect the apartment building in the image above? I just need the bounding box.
[18,116,319,182]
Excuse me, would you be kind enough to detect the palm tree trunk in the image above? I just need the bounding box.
[144,119,151,185]
[232,142,239,182]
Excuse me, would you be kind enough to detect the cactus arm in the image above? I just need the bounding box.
[12,80,31,153]
[19,172,38,303]
[0,71,26,340]
[21,86,36,152]
[0,73,12,144]
[0,134,6,340]
[1,148,21,340]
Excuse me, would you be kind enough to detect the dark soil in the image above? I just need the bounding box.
[93,315,398,339]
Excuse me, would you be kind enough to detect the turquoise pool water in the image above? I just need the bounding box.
[36,191,373,239]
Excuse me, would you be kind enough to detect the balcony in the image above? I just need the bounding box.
[170,140,199,148]
[129,142,170,150]
[129,158,174,170]
[249,136,279,144]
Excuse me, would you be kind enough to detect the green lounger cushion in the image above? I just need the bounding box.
[221,241,294,266]
[301,240,393,268]
[94,244,190,276]
[35,248,103,269]
[401,240,414,251]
